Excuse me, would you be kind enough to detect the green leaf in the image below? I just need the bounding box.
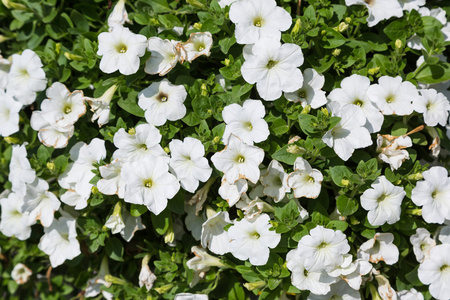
[391,122,408,136]
[270,118,289,136]
[271,144,301,165]
[130,204,147,217]
[356,158,378,178]
[329,166,353,187]
[383,19,409,40]
[37,145,53,163]
[117,91,145,117]
[227,281,246,300]
[192,96,213,119]
[68,10,89,34]
[219,36,236,54]
[142,0,172,13]
[151,209,171,235]
[336,194,358,216]
[405,265,423,286]
[106,237,124,262]
[327,220,348,232]
[415,62,450,84]
[321,28,346,49]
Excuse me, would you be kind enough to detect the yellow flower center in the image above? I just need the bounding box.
[266,60,277,69]
[353,99,363,106]
[298,90,307,99]
[236,155,245,163]
[386,95,395,103]
[253,17,263,27]
[144,179,153,188]
[117,43,127,53]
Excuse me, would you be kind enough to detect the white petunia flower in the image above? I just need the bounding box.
[121,156,180,215]
[0,90,22,137]
[107,0,131,29]
[368,76,418,115]
[0,54,11,90]
[145,37,180,76]
[398,0,425,12]
[322,102,372,161]
[286,248,337,295]
[97,159,126,199]
[181,32,213,63]
[85,257,113,299]
[30,110,75,148]
[201,211,232,255]
[185,204,206,241]
[6,49,47,105]
[97,25,147,75]
[345,0,403,27]
[229,0,292,44]
[38,216,81,268]
[260,160,290,202]
[0,192,35,240]
[169,137,212,193]
[138,79,187,126]
[296,225,350,272]
[376,134,412,171]
[186,246,225,287]
[287,157,323,199]
[105,202,125,234]
[358,232,399,265]
[284,68,327,109]
[414,89,450,127]
[23,177,61,227]
[174,293,208,300]
[211,134,265,184]
[113,123,168,163]
[410,228,436,263]
[9,144,36,195]
[418,7,447,25]
[397,288,424,300]
[11,263,32,285]
[411,166,450,224]
[241,38,304,101]
[120,206,145,242]
[218,178,248,207]
[139,255,157,291]
[85,84,118,127]
[307,280,362,300]
[222,99,269,145]
[360,176,405,226]
[228,213,281,266]
[328,74,384,133]
[418,244,450,300]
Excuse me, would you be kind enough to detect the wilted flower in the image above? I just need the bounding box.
[11,263,32,285]
[358,232,399,265]
[139,255,157,291]
[85,84,118,127]
[181,32,213,63]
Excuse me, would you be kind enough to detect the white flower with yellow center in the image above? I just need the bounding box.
[211,134,265,184]
[97,25,147,75]
[121,156,180,215]
[229,0,292,44]
[414,89,450,127]
[410,228,436,263]
[138,79,187,126]
[360,176,405,226]
[38,216,81,268]
[241,38,304,101]
[181,32,213,63]
[228,213,281,265]
[6,49,47,105]
[357,232,399,265]
[418,244,450,300]
[284,68,327,109]
[145,37,180,76]
[287,157,323,199]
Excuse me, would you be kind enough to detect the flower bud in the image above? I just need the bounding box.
[395,39,403,50]
[345,17,352,24]
[186,0,206,9]
[286,144,306,155]
[46,162,56,172]
[154,284,173,294]
[341,178,350,186]
[105,201,125,234]
[338,22,349,32]
[128,127,136,135]
[4,136,20,144]
[300,105,311,114]
[64,52,83,61]
[2,0,27,10]
[244,281,266,291]
[368,67,380,75]
[332,48,341,57]
[213,136,221,144]
[104,275,127,285]
[193,22,203,30]
[291,19,301,34]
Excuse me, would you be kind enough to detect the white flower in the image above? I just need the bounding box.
[368,76,418,115]
[241,38,304,101]
[345,0,403,27]
[174,294,208,300]
[181,32,213,63]
[260,160,290,202]
[23,177,61,227]
[85,257,113,299]
[377,134,412,171]
[397,288,424,300]
[286,248,337,295]
[218,178,248,207]
[11,263,32,285]
[360,176,405,226]
[186,246,224,287]
[120,206,146,242]
[85,84,118,127]
[228,213,281,266]
[185,204,206,241]
[97,25,147,75]
[284,68,327,109]
[105,202,125,234]
[0,192,34,240]
[30,110,74,148]
[97,159,126,198]
[410,228,436,263]
[287,157,323,199]
[375,274,398,300]
[0,54,11,90]
[358,232,399,265]
[418,244,450,300]
[9,144,36,195]
[296,225,350,272]
[107,0,131,29]
[113,124,168,163]
[121,156,180,215]
[139,255,157,291]
[38,217,81,268]
[322,102,372,161]
[229,0,292,44]
[138,79,187,126]
[211,134,265,184]
[169,137,212,193]
[201,211,232,255]
[0,90,22,137]
[398,0,425,12]
[414,89,450,127]
[222,99,269,145]
[145,37,180,76]
[411,166,450,224]
[6,49,47,105]
[307,280,362,300]
[328,74,384,133]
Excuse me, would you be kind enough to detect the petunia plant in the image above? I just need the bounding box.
[0,0,450,299]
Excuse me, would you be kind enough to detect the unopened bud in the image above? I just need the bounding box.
[341,179,350,186]
[407,173,423,181]
[368,67,380,75]
[64,52,83,61]
[332,48,341,57]
[3,136,20,144]
[395,39,402,50]
[223,58,230,66]
[91,186,99,194]
[213,136,221,144]
[46,162,56,172]
[163,146,170,154]
[286,144,306,155]
[55,43,61,54]
[345,17,352,24]
[128,127,136,135]
[321,107,329,117]
[193,22,202,30]
[291,19,301,34]
[186,0,207,9]
[301,105,311,114]
[406,208,422,216]
[244,281,266,291]
[154,284,173,294]
[2,0,27,10]
[0,35,11,43]
[337,22,349,32]
[105,275,127,285]
[321,30,327,36]
[201,83,208,96]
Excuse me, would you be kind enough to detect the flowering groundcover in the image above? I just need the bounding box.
[1,0,450,299]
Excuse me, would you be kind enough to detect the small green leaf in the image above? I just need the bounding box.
[336,194,358,216]
[106,237,124,262]
[130,204,147,217]
[151,209,171,235]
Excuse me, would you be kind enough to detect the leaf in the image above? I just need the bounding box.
[321,28,346,49]
[37,145,53,163]
[415,62,450,84]
[130,204,147,217]
[141,0,172,13]
[270,118,289,136]
[117,91,145,117]
[383,19,409,40]
[219,36,236,54]
[106,237,124,262]
[271,144,301,165]
[329,166,353,187]
[191,96,213,119]
[336,194,358,216]
[151,209,171,235]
